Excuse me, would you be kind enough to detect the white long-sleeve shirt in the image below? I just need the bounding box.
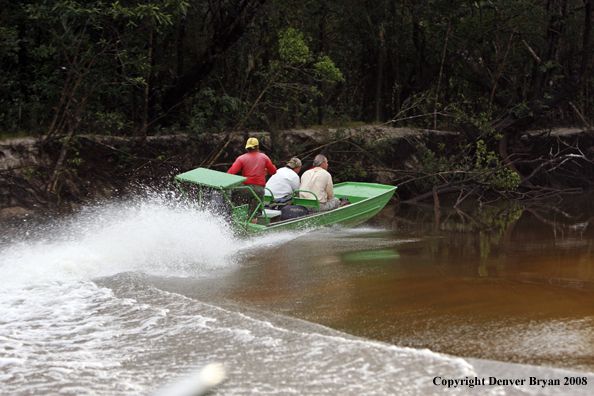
[265,167,300,198]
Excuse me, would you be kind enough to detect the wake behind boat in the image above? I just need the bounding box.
[174,167,397,235]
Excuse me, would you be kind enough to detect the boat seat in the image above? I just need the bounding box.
[256,208,282,225]
[264,208,282,218]
[264,188,274,205]
[291,190,320,211]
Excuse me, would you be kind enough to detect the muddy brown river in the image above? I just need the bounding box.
[172,198,594,373]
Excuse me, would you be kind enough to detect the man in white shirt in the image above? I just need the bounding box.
[298,154,341,212]
[265,157,302,199]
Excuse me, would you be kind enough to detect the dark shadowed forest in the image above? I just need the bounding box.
[2,0,594,216]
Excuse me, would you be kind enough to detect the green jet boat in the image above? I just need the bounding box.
[175,167,397,235]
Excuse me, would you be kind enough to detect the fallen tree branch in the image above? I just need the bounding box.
[454,186,481,208]
[401,164,506,205]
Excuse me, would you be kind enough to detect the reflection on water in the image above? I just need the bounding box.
[176,197,594,373]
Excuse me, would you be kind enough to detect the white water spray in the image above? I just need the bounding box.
[0,197,247,287]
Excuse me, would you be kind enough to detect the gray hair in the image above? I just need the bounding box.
[313,154,327,167]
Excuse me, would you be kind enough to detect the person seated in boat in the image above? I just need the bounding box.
[265,157,302,202]
[298,154,341,212]
[227,138,277,223]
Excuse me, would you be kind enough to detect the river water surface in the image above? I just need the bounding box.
[1,195,594,395]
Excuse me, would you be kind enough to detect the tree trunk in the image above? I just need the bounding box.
[177,14,186,77]
[374,21,386,123]
[317,15,326,126]
[162,0,267,115]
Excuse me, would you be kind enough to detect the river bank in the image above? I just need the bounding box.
[1,126,593,222]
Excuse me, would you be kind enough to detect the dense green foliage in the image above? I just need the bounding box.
[2,0,593,140]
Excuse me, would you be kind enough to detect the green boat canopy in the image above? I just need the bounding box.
[175,167,246,189]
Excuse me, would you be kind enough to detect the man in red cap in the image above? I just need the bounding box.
[228,137,277,223]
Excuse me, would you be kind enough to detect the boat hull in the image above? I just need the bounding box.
[242,182,397,235]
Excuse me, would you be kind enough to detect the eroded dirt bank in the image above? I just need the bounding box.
[2,126,594,221]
